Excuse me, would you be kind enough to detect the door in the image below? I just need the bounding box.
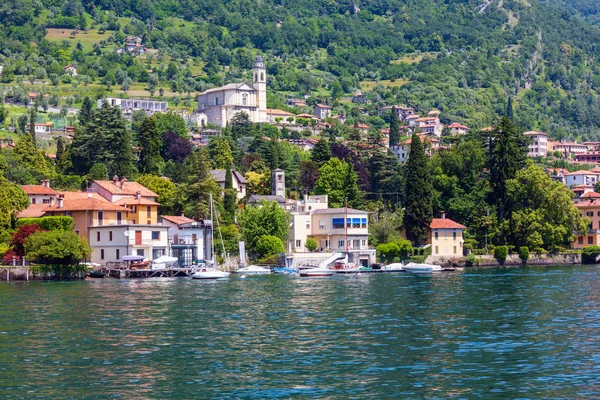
[135,230,142,245]
[98,211,104,226]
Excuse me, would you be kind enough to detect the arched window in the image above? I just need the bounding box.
[260,72,264,81]
[242,93,248,106]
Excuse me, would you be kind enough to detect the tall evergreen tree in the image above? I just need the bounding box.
[78,96,94,126]
[506,96,514,120]
[55,136,69,173]
[138,116,163,175]
[404,134,433,245]
[311,138,332,166]
[223,168,237,224]
[179,148,222,219]
[389,106,401,146]
[487,116,528,225]
[29,106,36,149]
[210,137,234,169]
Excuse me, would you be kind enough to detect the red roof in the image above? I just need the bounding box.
[162,215,195,225]
[447,122,470,130]
[430,218,466,229]
[581,192,600,199]
[92,180,158,197]
[21,185,58,196]
[315,103,331,109]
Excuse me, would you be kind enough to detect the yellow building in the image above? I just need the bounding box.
[429,217,466,257]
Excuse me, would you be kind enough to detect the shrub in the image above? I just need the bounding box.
[581,246,600,264]
[305,238,318,252]
[254,235,285,258]
[472,248,487,256]
[494,246,508,265]
[533,247,547,256]
[17,217,74,231]
[518,246,530,265]
[409,255,426,263]
[465,253,475,267]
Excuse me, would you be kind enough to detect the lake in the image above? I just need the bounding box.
[1,266,600,398]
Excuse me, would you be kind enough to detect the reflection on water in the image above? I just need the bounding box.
[1,266,600,398]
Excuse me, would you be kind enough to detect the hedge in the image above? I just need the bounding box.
[494,246,508,265]
[17,217,74,231]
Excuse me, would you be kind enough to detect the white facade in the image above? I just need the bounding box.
[196,56,267,127]
[89,225,169,264]
[98,98,168,115]
[523,131,548,157]
[161,217,212,266]
[565,171,600,188]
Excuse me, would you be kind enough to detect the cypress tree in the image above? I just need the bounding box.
[404,134,433,245]
[79,97,94,126]
[506,96,514,120]
[29,107,36,149]
[139,116,163,175]
[223,168,237,224]
[311,138,332,166]
[389,106,401,146]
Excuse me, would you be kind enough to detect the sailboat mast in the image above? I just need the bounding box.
[210,193,215,264]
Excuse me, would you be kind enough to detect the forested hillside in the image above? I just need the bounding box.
[2,0,600,138]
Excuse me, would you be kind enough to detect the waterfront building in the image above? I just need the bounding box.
[574,198,600,248]
[89,224,169,264]
[161,215,212,266]
[429,214,466,257]
[196,56,267,127]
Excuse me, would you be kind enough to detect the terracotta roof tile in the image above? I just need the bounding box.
[430,218,466,229]
[114,197,160,206]
[20,185,58,195]
[92,180,158,197]
[161,215,195,225]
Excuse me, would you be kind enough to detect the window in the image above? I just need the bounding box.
[100,249,104,260]
[353,240,360,249]
[135,230,142,245]
[98,211,104,226]
[435,246,439,254]
[42,198,50,204]
[147,206,151,218]
[453,246,457,254]
[338,239,345,248]
[97,232,100,242]
[116,249,120,260]
[588,236,594,245]
[260,72,264,81]
[109,231,113,241]
[242,93,248,106]
[117,212,122,225]
[296,240,301,248]
[361,218,367,228]
[588,212,594,217]
[32,198,36,204]
[578,236,584,245]
[597,211,600,217]
[434,231,438,240]
[215,97,219,106]
[319,221,326,230]
[332,218,344,229]
[74,230,80,236]
[132,206,136,213]
[362,239,366,247]
[453,231,457,240]
[351,218,361,228]
[152,231,160,240]
[325,239,330,248]
[136,249,144,257]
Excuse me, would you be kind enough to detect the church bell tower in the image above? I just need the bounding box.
[253,55,267,123]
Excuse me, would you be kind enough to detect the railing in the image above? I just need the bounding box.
[170,239,199,246]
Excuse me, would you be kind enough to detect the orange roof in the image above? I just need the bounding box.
[430,218,466,229]
[581,192,600,199]
[93,180,158,197]
[416,117,437,122]
[356,123,369,129]
[523,130,547,136]
[266,109,295,117]
[114,197,160,206]
[296,113,318,119]
[576,199,600,208]
[162,215,195,225]
[17,204,49,218]
[315,103,331,109]
[47,192,130,212]
[447,122,470,130]
[20,185,58,195]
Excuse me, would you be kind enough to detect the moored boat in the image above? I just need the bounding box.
[236,265,271,275]
[404,263,442,274]
[191,268,230,280]
[299,267,335,277]
[381,263,405,272]
[88,270,105,278]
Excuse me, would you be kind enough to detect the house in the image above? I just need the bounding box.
[89,224,169,264]
[210,169,247,200]
[286,138,316,151]
[574,198,600,248]
[313,104,332,120]
[390,135,440,164]
[547,167,568,184]
[63,64,77,76]
[575,152,600,164]
[406,114,421,126]
[124,36,146,55]
[161,215,212,266]
[446,122,470,136]
[354,123,369,135]
[413,117,443,137]
[21,180,58,205]
[565,170,600,188]
[247,170,290,207]
[196,56,267,127]
[331,115,347,124]
[267,109,296,125]
[98,98,168,115]
[285,99,307,108]
[26,122,53,134]
[248,195,289,209]
[429,215,466,257]
[352,90,366,104]
[523,131,548,158]
[549,141,588,156]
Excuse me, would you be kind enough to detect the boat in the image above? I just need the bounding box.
[404,262,442,274]
[236,265,271,275]
[87,270,105,278]
[381,263,405,272]
[273,267,298,275]
[191,194,230,280]
[299,267,336,277]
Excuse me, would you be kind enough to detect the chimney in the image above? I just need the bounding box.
[135,191,141,200]
[181,212,185,217]
[121,177,128,189]
[58,194,64,209]
[441,211,446,219]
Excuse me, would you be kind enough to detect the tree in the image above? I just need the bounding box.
[404,134,433,245]
[222,168,237,223]
[389,106,401,146]
[0,178,29,231]
[305,237,318,252]
[230,111,252,139]
[78,97,94,126]
[369,211,403,246]
[13,134,50,175]
[24,230,91,266]
[494,246,508,265]
[138,116,163,175]
[29,106,36,149]
[238,201,291,253]
[87,163,109,180]
[254,235,284,258]
[154,111,187,137]
[315,157,361,208]
[137,175,178,215]
[55,136,69,172]
[518,246,529,265]
[299,160,319,194]
[179,148,222,219]
[311,138,331,166]
[162,131,192,163]
[8,223,45,259]
[210,137,234,169]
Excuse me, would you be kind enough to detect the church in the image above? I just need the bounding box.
[196,56,267,127]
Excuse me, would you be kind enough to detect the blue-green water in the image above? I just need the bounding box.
[1,266,600,398]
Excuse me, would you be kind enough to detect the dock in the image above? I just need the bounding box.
[104,267,198,279]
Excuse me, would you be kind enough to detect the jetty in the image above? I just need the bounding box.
[104,266,198,279]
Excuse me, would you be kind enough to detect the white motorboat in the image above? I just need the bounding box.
[299,267,335,277]
[237,265,271,275]
[404,263,442,274]
[381,263,405,272]
[191,267,230,280]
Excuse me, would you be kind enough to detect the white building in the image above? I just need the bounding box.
[565,170,600,188]
[210,169,247,200]
[20,180,58,205]
[196,56,267,127]
[88,224,169,264]
[161,215,212,266]
[447,122,470,136]
[26,123,53,134]
[98,98,168,115]
[523,131,548,158]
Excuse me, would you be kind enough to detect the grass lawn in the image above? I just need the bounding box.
[359,79,410,91]
[391,52,439,64]
[45,28,115,52]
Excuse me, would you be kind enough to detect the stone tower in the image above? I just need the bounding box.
[272,168,285,198]
[253,55,267,123]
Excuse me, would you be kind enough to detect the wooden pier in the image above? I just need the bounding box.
[104,267,198,279]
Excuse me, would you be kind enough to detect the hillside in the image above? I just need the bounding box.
[2,0,600,139]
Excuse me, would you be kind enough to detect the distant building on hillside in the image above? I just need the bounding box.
[523,131,548,158]
[98,98,168,116]
[313,104,332,120]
